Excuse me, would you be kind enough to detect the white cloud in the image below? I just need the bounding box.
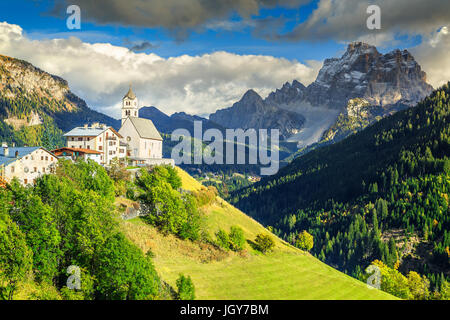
[0,22,320,119]
[411,26,450,89]
[274,0,450,43]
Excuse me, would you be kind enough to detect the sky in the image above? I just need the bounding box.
[0,0,449,119]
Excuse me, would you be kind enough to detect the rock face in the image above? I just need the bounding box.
[209,42,433,144]
[209,89,305,140]
[304,42,433,109]
[0,54,119,132]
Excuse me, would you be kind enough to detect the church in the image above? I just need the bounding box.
[63,86,173,167]
[118,86,173,166]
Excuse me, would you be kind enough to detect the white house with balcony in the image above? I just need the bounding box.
[64,123,125,165]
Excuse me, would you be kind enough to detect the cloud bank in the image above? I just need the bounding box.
[0,22,320,119]
[412,27,450,89]
[51,0,310,39]
[260,0,450,43]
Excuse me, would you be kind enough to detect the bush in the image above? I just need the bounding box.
[176,274,195,300]
[94,233,160,300]
[295,230,314,252]
[137,167,204,240]
[254,233,275,254]
[215,229,230,250]
[229,226,246,251]
[193,186,218,207]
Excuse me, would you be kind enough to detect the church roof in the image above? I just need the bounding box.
[126,117,163,141]
[123,86,136,100]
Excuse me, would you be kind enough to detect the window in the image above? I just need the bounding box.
[41,156,44,161]
[45,156,48,161]
[87,146,90,149]
[10,166,14,173]
[43,168,46,173]
[34,167,37,173]
[99,146,103,150]
[24,179,28,185]
[78,137,83,141]
[99,137,102,142]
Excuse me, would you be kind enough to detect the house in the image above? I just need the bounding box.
[64,123,124,165]
[0,144,58,185]
[118,86,174,166]
[51,147,103,164]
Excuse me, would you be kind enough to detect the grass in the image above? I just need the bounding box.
[121,167,397,300]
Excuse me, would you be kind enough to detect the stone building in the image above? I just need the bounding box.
[0,145,58,185]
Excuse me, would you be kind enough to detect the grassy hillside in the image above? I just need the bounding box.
[232,84,450,298]
[121,167,395,300]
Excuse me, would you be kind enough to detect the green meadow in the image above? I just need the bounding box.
[121,168,396,300]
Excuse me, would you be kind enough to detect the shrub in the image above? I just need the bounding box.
[176,274,195,300]
[229,226,246,251]
[94,233,160,300]
[215,229,230,250]
[254,233,275,254]
[193,186,218,207]
[295,230,314,252]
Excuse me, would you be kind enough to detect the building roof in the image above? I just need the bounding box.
[123,86,136,100]
[64,126,123,139]
[51,147,102,155]
[126,117,163,141]
[0,147,45,166]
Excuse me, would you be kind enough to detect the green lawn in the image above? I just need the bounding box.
[121,168,396,300]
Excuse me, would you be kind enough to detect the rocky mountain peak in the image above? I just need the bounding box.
[308,42,433,109]
[240,89,263,104]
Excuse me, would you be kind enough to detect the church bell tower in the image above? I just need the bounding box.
[122,85,139,125]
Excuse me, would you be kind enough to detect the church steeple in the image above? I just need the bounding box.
[122,84,139,125]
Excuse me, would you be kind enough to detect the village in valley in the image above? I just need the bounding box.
[0,86,174,185]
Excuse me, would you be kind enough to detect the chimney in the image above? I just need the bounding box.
[3,146,9,157]
[84,124,89,129]
[15,150,19,158]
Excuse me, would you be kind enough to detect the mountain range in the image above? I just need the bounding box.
[232,83,450,294]
[209,42,434,148]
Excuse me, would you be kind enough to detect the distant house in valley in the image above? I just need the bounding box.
[0,144,58,185]
[64,123,125,165]
[51,147,103,164]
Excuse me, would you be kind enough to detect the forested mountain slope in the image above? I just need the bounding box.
[232,84,450,298]
[0,54,119,148]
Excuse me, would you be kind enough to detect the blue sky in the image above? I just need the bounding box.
[0,0,448,118]
[0,0,352,61]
